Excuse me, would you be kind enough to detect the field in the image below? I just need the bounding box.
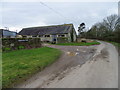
[56,41,100,46]
[2,47,61,88]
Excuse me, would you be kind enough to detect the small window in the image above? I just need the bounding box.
[58,35,65,37]
[32,36,37,37]
[38,35,42,37]
[23,36,27,38]
[45,35,50,37]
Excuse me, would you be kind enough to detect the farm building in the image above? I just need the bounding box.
[0,29,17,38]
[19,24,77,43]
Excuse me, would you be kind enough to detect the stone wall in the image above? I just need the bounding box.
[2,38,41,52]
[57,37,68,43]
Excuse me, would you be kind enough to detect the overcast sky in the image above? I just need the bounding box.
[0,1,119,32]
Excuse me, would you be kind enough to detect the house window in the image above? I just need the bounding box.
[58,35,65,37]
[45,35,50,37]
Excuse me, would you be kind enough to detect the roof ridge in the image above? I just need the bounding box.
[19,23,74,35]
[23,23,73,29]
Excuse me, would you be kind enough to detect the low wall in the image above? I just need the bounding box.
[2,38,41,51]
[57,37,68,43]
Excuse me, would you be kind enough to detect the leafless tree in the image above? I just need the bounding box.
[103,14,118,31]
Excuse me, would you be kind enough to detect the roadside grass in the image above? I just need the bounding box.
[107,41,120,55]
[2,47,61,88]
[108,41,120,48]
[56,41,100,46]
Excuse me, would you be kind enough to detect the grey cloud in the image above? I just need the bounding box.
[1,2,118,31]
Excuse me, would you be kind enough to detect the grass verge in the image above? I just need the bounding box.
[108,41,120,48]
[2,47,61,88]
[108,41,120,55]
[56,41,100,46]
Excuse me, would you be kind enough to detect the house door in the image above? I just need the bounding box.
[52,35,57,43]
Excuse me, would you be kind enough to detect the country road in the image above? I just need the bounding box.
[14,41,118,88]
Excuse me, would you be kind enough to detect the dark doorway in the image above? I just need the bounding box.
[52,35,57,43]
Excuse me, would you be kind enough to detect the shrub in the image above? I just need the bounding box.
[18,46,25,49]
[3,47,11,51]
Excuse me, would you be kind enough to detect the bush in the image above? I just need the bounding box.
[18,46,25,49]
[3,47,11,51]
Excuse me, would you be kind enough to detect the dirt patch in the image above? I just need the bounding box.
[101,48,109,58]
[66,52,76,56]
[91,48,109,62]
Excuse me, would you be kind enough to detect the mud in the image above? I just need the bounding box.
[91,47,109,63]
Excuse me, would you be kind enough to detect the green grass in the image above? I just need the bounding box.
[2,47,61,88]
[108,41,120,48]
[56,41,100,46]
[107,41,120,55]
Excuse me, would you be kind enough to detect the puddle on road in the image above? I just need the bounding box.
[66,52,78,56]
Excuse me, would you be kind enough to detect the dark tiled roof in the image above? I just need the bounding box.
[19,24,74,35]
[0,29,17,35]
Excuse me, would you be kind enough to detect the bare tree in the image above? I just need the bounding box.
[86,14,120,43]
[103,14,118,31]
